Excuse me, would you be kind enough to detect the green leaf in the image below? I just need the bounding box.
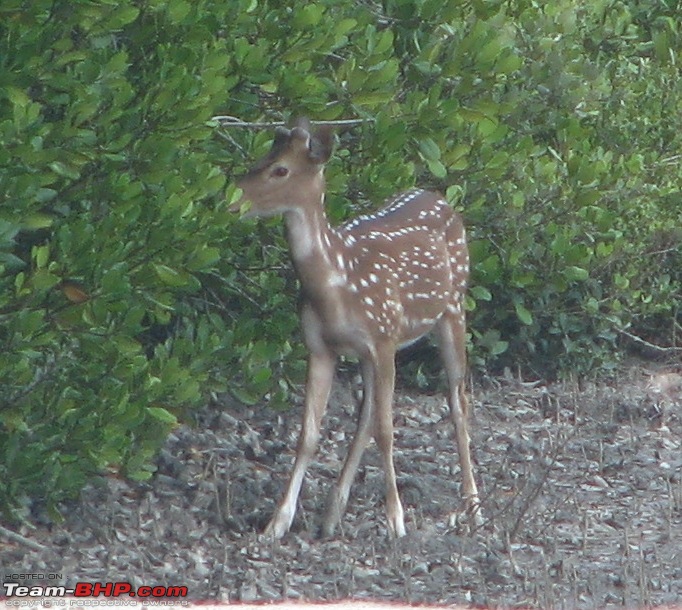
[33,244,50,269]
[374,29,394,55]
[252,367,272,385]
[108,5,140,28]
[153,263,189,287]
[146,406,178,425]
[445,144,470,170]
[187,246,221,271]
[564,266,589,281]
[0,252,26,272]
[496,53,522,73]
[0,220,20,248]
[515,302,533,326]
[231,386,259,406]
[31,269,61,291]
[426,158,447,178]
[292,4,324,28]
[49,161,81,180]
[127,465,156,482]
[335,18,357,37]
[477,38,502,65]
[6,86,31,108]
[167,0,190,23]
[418,138,441,161]
[111,335,143,355]
[470,285,492,301]
[491,340,509,356]
[23,214,54,230]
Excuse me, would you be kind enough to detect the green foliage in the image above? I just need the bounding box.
[461,1,682,373]
[1,0,680,520]
[0,0,240,520]
[221,0,681,375]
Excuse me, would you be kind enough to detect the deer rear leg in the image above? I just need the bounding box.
[373,347,405,537]
[436,310,482,527]
[323,347,405,538]
[264,349,335,539]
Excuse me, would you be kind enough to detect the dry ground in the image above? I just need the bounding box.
[2,361,681,608]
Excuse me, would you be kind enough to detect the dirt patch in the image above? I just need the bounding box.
[2,363,681,608]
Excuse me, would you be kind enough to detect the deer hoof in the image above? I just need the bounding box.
[263,510,293,540]
[448,497,483,530]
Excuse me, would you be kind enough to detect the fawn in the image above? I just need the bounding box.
[234,118,480,538]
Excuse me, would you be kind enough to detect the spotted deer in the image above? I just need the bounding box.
[234,118,480,539]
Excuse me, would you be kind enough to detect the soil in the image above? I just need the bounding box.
[2,360,681,608]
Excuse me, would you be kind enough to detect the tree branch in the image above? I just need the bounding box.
[0,524,47,552]
[210,116,372,129]
[616,327,682,355]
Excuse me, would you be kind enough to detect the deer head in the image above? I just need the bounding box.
[235,118,334,217]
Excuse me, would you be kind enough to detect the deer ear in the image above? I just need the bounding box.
[289,118,333,164]
[271,126,291,152]
[290,126,311,154]
[292,117,313,133]
[309,124,334,164]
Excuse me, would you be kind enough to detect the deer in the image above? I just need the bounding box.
[233,117,481,539]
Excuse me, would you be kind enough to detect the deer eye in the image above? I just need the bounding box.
[271,166,289,178]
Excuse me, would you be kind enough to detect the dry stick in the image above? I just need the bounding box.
[211,115,372,129]
[616,327,682,355]
[506,428,576,544]
[0,524,47,552]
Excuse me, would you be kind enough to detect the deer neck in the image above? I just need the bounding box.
[283,198,345,298]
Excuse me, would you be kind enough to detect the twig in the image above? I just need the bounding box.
[616,327,682,354]
[507,431,570,543]
[0,524,47,552]
[210,115,372,129]
[646,246,680,257]
[213,128,247,155]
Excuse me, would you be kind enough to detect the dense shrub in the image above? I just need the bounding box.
[0,1,238,519]
[1,0,679,520]
[459,1,682,373]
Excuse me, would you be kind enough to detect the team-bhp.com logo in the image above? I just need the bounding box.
[3,582,188,599]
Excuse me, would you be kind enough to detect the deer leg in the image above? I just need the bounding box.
[264,349,335,539]
[372,346,406,537]
[436,310,482,526]
[322,360,375,537]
